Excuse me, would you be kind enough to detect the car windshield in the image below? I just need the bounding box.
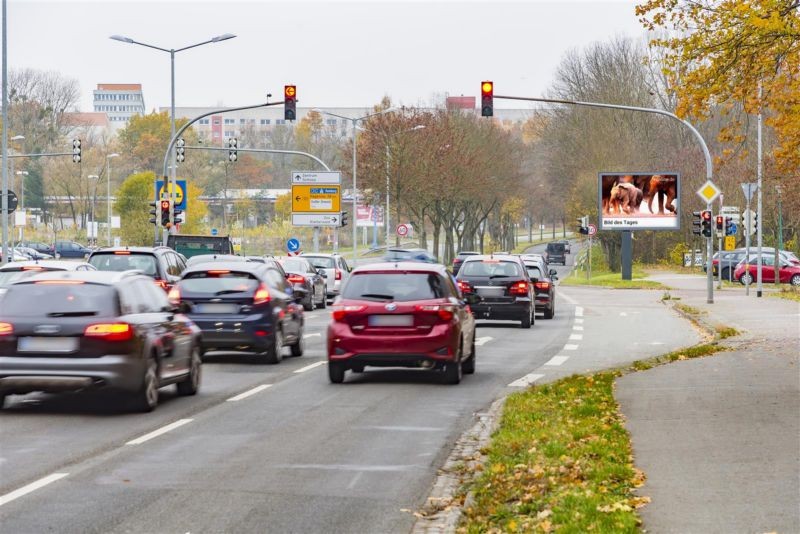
[1,282,118,317]
[180,271,259,295]
[460,260,521,277]
[304,256,335,269]
[343,272,448,301]
[525,265,543,279]
[89,253,158,276]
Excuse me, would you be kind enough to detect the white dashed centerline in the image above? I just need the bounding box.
[0,473,69,507]
[545,355,569,366]
[574,318,584,324]
[575,306,584,317]
[563,344,579,350]
[569,334,583,341]
[303,333,322,339]
[125,419,193,446]
[294,361,327,374]
[226,384,272,402]
[474,336,493,346]
[573,325,584,331]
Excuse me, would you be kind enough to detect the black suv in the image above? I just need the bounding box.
[170,261,305,364]
[88,246,187,291]
[455,255,535,328]
[0,271,202,412]
[545,242,567,265]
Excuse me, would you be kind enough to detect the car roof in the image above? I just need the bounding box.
[183,261,265,274]
[352,261,449,275]
[9,269,145,285]
[0,260,94,272]
[462,254,521,262]
[90,246,170,255]
[301,253,340,258]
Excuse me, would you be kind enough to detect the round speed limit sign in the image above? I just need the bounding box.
[396,224,409,237]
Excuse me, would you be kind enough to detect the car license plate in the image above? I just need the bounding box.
[195,303,239,314]
[368,315,413,327]
[476,287,504,297]
[18,337,78,353]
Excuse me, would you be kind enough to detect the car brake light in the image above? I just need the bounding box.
[335,269,342,281]
[287,274,305,284]
[34,280,84,285]
[84,323,133,342]
[114,251,131,255]
[167,286,181,305]
[332,305,367,321]
[0,322,13,336]
[534,281,551,291]
[208,270,230,275]
[253,283,271,305]
[509,281,529,295]
[155,278,169,290]
[457,281,473,293]
[21,266,44,271]
[453,258,462,264]
[415,304,455,321]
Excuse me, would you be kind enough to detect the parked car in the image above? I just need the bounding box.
[17,241,55,255]
[0,270,202,412]
[54,240,92,259]
[452,251,480,275]
[455,254,535,328]
[544,242,567,265]
[733,254,800,286]
[276,257,327,311]
[301,253,351,299]
[0,249,30,262]
[326,261,477,384]
[382,248,437,263]
[88,246,186,291]
[169,261,304,363]
[522,259,558,319]
[14,247,53,260]
[711,250,749,280]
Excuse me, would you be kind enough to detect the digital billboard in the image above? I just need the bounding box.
[598,173,680,231]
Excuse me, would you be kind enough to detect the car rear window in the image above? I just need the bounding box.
[1,282,118,317]
[180,271,259,295]
[304,256,335,269]
[460,260,522,277]
[525,265,543,279]
[343,272,449,301]
[547,243,565,252]
[280,259,307,272]
[89,253,158,277]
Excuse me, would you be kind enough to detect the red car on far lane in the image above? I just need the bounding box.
[733,254,800,286]
[327,262,477,385]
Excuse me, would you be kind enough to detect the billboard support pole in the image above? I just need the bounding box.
[495,94,714,303]
[621,231,633,280]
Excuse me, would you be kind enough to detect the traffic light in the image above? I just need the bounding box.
[481,81,493,117]
[692,211,702,235]
[284,85,296,121]
[715,215,724,233]
[160,200,170,227]
[176,138,185,163]
[701,210,712,237]
[173,206,184,225]
[72,139,81,163]
[725,217,734,236]
[149,201,158,225]
[753,212,758,234]
[340,211,349,228]
[227,137,238,162]
[577,216,589,234]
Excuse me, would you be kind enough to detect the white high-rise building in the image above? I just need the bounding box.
[93,83,146,130]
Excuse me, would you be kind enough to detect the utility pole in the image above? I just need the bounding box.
[756,83,764,297]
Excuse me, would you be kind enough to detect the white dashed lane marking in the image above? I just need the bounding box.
[545,355,569,366]
[126,419,193,445]
[563,344,579,350]
[574,318,584,324]
[226,384,271,402]
[575,306,584,317]
[474,336,493,346]
[0,473,69,507]
[303,333,322,339]
[569,334,583,341]
[508,373,545,388]
[293,361,327,374]
[573,325,584,331]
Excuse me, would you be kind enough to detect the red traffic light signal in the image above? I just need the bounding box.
[160,200,170,227]
[715,215,724,230]
[284,85,296,121]
[481,81,493,117]
[701,210,711,222]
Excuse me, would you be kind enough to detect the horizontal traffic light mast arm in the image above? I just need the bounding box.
[184,146,331,171]
[160,100,285,191]
[7,151,74,159]
[493,94,712,182]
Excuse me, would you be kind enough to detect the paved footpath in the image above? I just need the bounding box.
[616,274,800,534]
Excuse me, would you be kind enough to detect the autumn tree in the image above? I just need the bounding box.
[116,171,156,246]
[117,111,195,173]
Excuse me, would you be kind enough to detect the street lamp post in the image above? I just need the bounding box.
[106,153,119,246]
[110,33,235,232]
[15,170,27,243]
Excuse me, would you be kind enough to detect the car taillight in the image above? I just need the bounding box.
[453,258,463,265]
[155,278,169,290]
[509,281,529,296]
[335,269,342,281]
[534,281,551,291]
[415,304,455,321]
[332,305,367,321]
[457,281,473,293]
[84,323,133,342]
[287,275,305,284]
[253,283,271,305]
[167,286,181,305]
[0,322,13,336]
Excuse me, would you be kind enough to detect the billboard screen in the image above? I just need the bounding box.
[599,173,680,231]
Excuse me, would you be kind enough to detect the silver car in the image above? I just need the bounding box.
[301,253,351,299]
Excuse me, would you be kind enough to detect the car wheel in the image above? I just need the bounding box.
[319,292,327,309]
[791,274,800,286]
[328,361,345,383]
[290,329,305,357]
[543,301,554,319]
[521,307,532,329]
[304,290,315,311]
[262,329,284,364]
[443,348,463,385]
[0,393,6,410]
[462,335,476,375]
[739,273,753,285]
[176,346,201,396]
[132,356,159,412]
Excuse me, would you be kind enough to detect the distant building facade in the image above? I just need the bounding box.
[93,83,146,130]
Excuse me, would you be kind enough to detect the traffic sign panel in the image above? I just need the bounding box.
[291,171,341,185]
[696,180,721,204]
[724,236,736,251]
[287,238,301,252]
[587,224,597,236]
[396,224,409,237]
[155,180,187,210]
[292,185,341,213]
[292,212,341,227]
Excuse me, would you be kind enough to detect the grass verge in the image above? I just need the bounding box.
[560,270,668,290]
[770,286,800,302]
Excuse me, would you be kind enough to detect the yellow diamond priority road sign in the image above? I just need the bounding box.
[696,180,721,204]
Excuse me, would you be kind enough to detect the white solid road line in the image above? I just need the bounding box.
[126,419,193,445]
[508,373,545,388]
[475,336,493,346]
[573,325,584,331]
[545,355,569,366]
[563,344,579,350]
[303,333,322,339]
[0,473,69,508]
[294,361,327,373]
[226,384,272,402]
[569,333,583,341]
[575,306,584,317]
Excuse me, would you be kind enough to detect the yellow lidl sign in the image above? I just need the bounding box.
[292,185,341,213]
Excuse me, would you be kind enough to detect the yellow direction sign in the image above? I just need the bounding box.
[696,180,721,204]
[158,181,185,206]
[724,236,736,251]
[292,185,341,213]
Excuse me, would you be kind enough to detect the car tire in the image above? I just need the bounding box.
[521,307,532,329]
[791,274,800,286]
[262,329,284,364]
[319,292,327,309]
[462,336,476,375]
[132,356,159,412]
[290,329,305,357]
[329,361,345,383]
[176,346,201,396]
[0,393,6,410]
[739,273,753,285]
[304,290,315,312]
[443,350,463,385]
[543,302,554,319]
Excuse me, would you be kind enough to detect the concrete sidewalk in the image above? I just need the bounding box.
[616,274,800,533]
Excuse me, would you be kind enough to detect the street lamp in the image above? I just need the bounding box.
[110,33,236,231]
[106,153,119,246]
[312,107,397,263]
[385,124,425,246]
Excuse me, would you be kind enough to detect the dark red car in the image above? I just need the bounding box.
[734,254,800,286]
[327,262,477,385]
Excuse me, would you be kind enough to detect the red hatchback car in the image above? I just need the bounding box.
[327,262,477,385]
[734,254,800,286]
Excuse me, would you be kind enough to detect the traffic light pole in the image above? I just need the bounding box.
[495,93,715,303]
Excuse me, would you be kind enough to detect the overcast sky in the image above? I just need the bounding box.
[8,0,646,112]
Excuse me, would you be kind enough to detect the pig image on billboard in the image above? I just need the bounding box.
[598,173,680,230]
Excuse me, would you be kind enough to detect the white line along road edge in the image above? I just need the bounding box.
[227,384,272,402]
[125,419,193,445]
[0,473,69,508]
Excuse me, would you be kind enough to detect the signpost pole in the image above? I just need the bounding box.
[717,195,723,290]
[313,227,319,253]
[756,85,763,297]
[587,234,592,280]
[621,231,632,280]
[744,195,752,296]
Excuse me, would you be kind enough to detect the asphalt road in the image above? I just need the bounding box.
[0,241,694,533]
